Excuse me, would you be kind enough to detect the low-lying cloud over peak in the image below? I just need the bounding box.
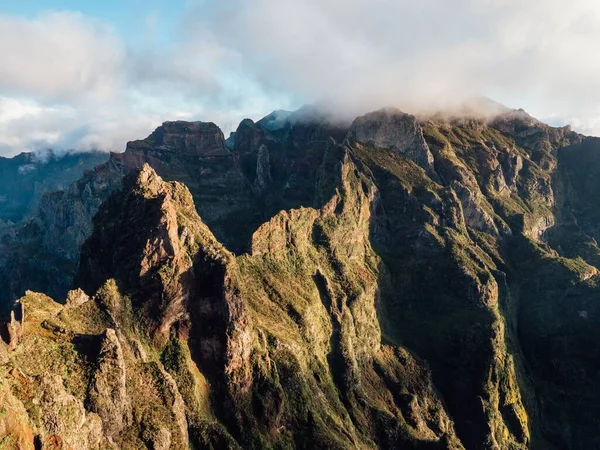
[0,0,600,156]
[191,0,600,120]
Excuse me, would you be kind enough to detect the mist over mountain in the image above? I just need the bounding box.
[3,0,600,156]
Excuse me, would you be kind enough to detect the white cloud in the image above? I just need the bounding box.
[0,10,287,156]
[2,1,600,157]
[0,97,74,155]
[0,96,208,156]
[0,12,143,156]
[184,0,600,125]
[0,12,124,102]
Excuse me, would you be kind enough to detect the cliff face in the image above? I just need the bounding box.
[1,106,600,449]
[0,109,350,312]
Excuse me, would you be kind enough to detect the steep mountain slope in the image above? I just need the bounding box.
[0,111,350,313]
[1,106,600,448]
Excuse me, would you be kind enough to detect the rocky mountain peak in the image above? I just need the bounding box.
[347,107,435,172]
[256,109,292,131]
[231,118,262,154]
[126,120,229,158]
[135,162,167,195]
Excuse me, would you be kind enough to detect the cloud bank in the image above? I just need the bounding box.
[1,1,600,156]
[188,0,600,123]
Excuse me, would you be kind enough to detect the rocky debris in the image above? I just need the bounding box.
[348,107,435,172]
[88,329,129,439]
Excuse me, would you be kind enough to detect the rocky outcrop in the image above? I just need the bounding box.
[76,165,236,346]
[5,306,23,351]
[155,366,189,446]
[65,288,90,308]
[0,376,35,449]
[252,144,273,194]
[88,329,129,439]
[0,287,207,448]
[348,108,435,172]
[451,180,499,234]
[128,121,229,158]
[37,374,104,449]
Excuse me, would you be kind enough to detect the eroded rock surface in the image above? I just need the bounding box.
[348,108,435,172]
[1,106,600,449]
[88,329,129,438]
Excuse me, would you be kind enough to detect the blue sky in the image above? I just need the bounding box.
[0,0,599,155]
[1,0,184,38]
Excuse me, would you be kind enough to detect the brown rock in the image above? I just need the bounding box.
[348,107,435,172]
[88,329,129,438]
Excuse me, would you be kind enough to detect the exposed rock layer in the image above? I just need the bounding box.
[0,106,599,449]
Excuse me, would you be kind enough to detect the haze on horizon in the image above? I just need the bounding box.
[0,0,599,157]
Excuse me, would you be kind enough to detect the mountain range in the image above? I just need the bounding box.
[0,105,599,449]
